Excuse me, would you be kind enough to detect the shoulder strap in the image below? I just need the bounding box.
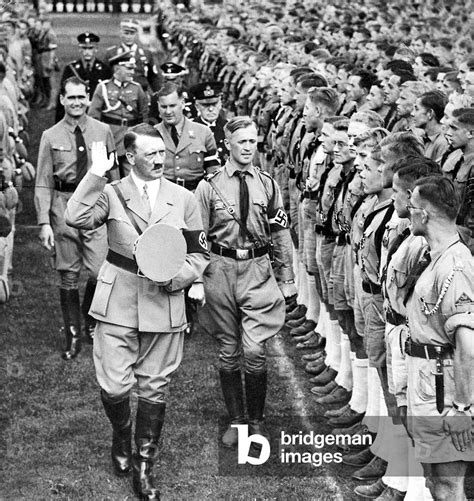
[207,176,259,245]
[112,184,143,236]
[68,62,82,81]
[374,204,395,260]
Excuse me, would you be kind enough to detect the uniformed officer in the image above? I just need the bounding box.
[153,82,219,189]
[55,32,112,122]
[88,52,148,177]
[190,81,229,164]
[65,124,209,501]
[404,175,474,500]
[35,76,115,358]
[106,19,159,93]
[194,116,297,447]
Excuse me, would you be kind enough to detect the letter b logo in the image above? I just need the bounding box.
[232,424,270,465]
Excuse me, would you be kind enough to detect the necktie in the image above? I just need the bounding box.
[170,125,179,147]
[142,183,152,219]
[74,125,88,183]
[236,170,249,238]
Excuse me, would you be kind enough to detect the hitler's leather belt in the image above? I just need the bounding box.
[107,249,138,274]
[54,179,77,192]
[302,191,318,200]
[102,117,139,127]
[169,177,201,191]
[211,243,268,260]
[405,338,452,359]
[362,280,382,294]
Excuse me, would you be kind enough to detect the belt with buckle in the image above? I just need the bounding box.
[54,179,77,192]
[404,338,452,360]
[211,243,268,260]
[102,117,140,127]
[362,280,382,294]
[106,249,138,274]
[170,177,201,191]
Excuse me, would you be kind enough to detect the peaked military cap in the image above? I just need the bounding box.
[77,32,100,46]
[120,18,139,32]
[190,82,223,103]
[109,50,136,67]
[160,62,187,79]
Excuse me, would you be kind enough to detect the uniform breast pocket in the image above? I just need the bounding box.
[213,200,235,221]
[189,149,205,171]
[90,266,117,317]
[51,144,72,167]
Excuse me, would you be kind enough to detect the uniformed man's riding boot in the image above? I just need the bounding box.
[101,390,132,476]
[82,279,97,343]
[245,371,269,439]
[133,399,165,501]
[60,288,82,360]
[219,370,245,447]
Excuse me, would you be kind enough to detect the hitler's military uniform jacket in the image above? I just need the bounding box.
[56,57,112,122]
[65,172,210,332]
[106,43,159,92]
[88,78,148,156]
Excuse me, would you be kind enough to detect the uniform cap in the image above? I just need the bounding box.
[190,81,223,103]
[160,62,187,79]
[109,50,136,68]
[77,32,100,46]
[120,18,139,33]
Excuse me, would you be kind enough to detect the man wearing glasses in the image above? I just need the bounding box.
[404,175,474,500]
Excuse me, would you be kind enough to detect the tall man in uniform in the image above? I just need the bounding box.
[106,19,159,93]
[65,124,209,500]
[154,82,219,189]
[405,176,474,500]
[36,76,115,358]
[55,32,112,122]
[89,52,148,177]
[195,116,297,447]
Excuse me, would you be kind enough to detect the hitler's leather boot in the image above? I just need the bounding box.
[353,478,387,499]
[245,371,269,440]
[286,304,307,321]
[133,399,165,501]
[219,370,245,447]
[60,288,82,360]
[82,279,97,343]
[101,390,132,476]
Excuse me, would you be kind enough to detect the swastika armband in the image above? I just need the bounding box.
[269,208,289,231]
[182,229,209,254]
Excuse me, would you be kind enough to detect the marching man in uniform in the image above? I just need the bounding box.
[89,52,148,177]
[65,124,209,500]
[195,116,296,447]
[55,32,112,122]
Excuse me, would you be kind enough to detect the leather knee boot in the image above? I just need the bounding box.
[60,288,81,360]
[133,399,165,501]
[101,390,132,476]
[82,279,97,343]
[245,371,269,439]
[219,369,245,447]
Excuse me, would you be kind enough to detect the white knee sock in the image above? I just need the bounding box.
[335,334,352,391]
[306,274,320,323]
[349,357,368,414]
[364,367,382,433]
[316,302,328,337]
[297,262,309,306]
[326,320,341,371]
[383,423,409,491]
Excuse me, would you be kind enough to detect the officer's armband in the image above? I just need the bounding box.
[183,229,209,254]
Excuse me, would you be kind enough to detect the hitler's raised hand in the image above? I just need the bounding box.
[90,141,116,177]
